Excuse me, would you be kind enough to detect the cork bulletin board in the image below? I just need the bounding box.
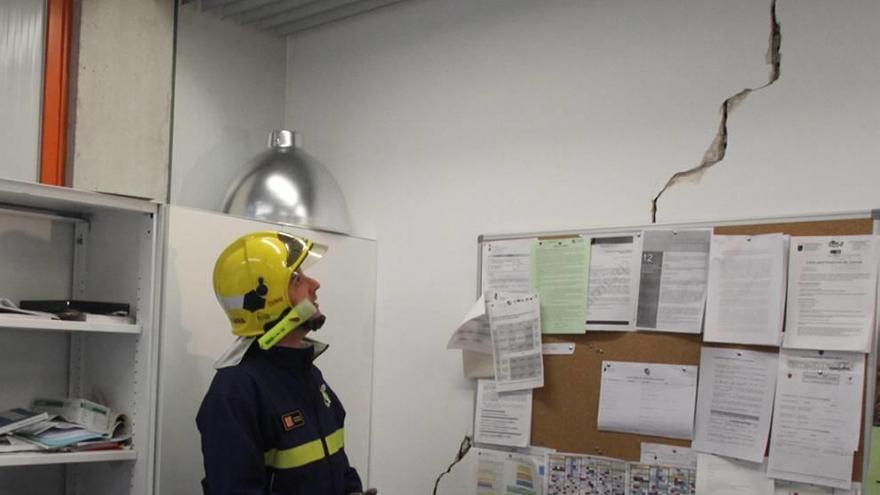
[478,215,877,482]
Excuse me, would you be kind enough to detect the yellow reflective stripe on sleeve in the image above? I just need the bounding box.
[264,428,345,470]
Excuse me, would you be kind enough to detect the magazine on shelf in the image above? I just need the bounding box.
[0,409,50,436]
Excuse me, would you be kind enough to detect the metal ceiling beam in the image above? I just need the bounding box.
[200,0,240,11]
[256,0,366,30]
[230,0,314,24]
[273,0,407,36]
[219,0,280,18]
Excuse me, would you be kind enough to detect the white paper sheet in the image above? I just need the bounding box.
[784,236,880,352]
[487,292,544,392]
[474,379,532,448]
[695,454,773,495]
[692,348,778,463]
[449,295,492,353]
[464,350,495,379]
[767,350,865,489]
[530,237,590,334]
[636,230,711,333]
[773,480,832,495]
[541,343,575,355]
[482,239,535,294]
[545,453,629,495]
[640,443,698,469]
[586,234,642,331]
[704,234,788,346]
[629,462,697,495]
[597,361,698,440]
[471,448,542,495]
[773,480,861,495]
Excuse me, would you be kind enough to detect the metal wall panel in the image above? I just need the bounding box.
[0,0,45,182]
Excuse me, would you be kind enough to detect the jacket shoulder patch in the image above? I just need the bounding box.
[281,410,305,431]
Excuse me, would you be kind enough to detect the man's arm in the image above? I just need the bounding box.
[339,449,365,495]
[339,453,377,494]
[197,392,275,495]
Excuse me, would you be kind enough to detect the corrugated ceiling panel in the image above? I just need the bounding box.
[186,0,411,36]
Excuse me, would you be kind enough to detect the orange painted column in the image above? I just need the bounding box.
[39,0,73,186]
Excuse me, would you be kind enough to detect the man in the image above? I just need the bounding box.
[197,231,375,495]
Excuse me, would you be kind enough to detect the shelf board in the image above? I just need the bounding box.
[0,449,137,467]
[0,316,140,335]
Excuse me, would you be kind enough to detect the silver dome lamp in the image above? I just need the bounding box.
[223,130,352,234]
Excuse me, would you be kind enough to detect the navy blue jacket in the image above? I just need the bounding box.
[197,342,363,495]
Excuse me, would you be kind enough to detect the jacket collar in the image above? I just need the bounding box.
[213,336,329,369]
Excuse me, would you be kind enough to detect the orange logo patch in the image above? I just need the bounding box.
[281,410,305,431]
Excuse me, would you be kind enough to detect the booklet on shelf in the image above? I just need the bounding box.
[18,426,104,449]
[0,434,45,453]
[0,409,50,436]
[32,398,130,438]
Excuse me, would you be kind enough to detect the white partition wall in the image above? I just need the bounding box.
[156,205,377,494]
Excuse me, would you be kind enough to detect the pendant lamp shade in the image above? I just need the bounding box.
[223,130,352,234]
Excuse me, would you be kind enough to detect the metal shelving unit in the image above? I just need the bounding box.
[0,316,140,335]
[0,451,137,468]
[0,178,161,495]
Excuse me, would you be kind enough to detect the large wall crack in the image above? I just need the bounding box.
[650,0,782,223]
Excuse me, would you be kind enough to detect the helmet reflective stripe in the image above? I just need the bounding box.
[219,295,245,311]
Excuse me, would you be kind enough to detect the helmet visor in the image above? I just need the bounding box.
[299,241,327,271]
[277,232,327,272]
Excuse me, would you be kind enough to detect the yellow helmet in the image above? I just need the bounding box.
[213,231,327,337]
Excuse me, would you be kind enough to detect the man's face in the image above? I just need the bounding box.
[288,269,321,313]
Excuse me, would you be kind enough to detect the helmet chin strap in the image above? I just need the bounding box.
[258,300,318,350]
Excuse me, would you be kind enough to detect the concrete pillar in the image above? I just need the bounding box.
[68,0,174,201]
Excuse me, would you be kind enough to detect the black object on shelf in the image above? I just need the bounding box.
[19,300,130,316]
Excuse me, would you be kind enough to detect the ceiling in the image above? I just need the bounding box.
[181,0,412,37]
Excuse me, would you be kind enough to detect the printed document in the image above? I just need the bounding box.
[586,234,642,331]
[704,234,788,346]
[695,454,773,495]
[784,235,880,352]
[773,480,861,495]
[692,348,778,463]
[481,239,535,294]
[545,453,628,495]
[487,292,544,392]
[629,462,696,495]
[597,361,698,440]
[636,230,711,333]
[767,350,865,489]
[868,427,880,494]
[474,379,532,448]
[640,443,698,469]
[471,448,541,495]
[448,295,492,354]
[531,238,590,334]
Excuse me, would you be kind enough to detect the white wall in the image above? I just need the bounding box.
[285,0,880,493]
[0,0,44,182]
[170,4,287,211]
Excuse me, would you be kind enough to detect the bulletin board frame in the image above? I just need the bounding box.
[476,209,880,483]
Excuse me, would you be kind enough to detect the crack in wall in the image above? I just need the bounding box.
[650,0,782,224]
